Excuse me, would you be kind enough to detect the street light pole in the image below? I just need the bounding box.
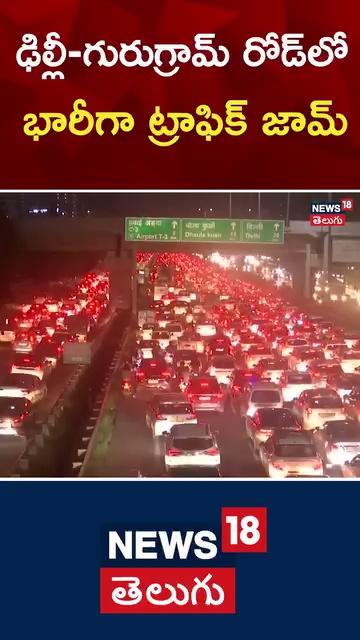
[229,192,232,218]
[258,192,261,218]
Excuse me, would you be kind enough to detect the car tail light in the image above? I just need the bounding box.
[215,392,223,399]
[313,460,323,470]
[156,413,166,420]
[188,413,196,420]
[136,371,145,379]
[205,447,219,456]
[161,370,171,378]
[167,448,181,456]
[122,380,130,389]
[272,461,284,470]
[232,384,241,392]
[306,407,313,415]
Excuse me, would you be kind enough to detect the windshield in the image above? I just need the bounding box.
[309,396,342,408]
[188,379,220,393]
[328,425,360,441]
[287,373,312,384]
[274,444,316,457]
[159,403,193,415]
[251,390,281,403]
[172,437,213,451]
[258,410,297,428]
[212,357,234,368]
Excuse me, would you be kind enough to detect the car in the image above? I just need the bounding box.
[259,430,323,478]
[293,389,345,430]
[313,419,360,467]
[135,358,172,393]
[178,338,205,354]
[257,357,289,384]
[207,355,236,386]
[339,351,360,373]
[278,337,309,358]
[145,393,197,438]
[138,323,155,341]
[0,397,31,435]
[195,321,217,338]
[308,362,344,384]
[323,342,347,360]
[245,345,273,369]
[341,454,360,477]
[288,347,323,372]
[246,407,302,451]
[152,330,171,350]
[166,323,184,341]
[11,353,52,380]
[326,373,360,399]
[343,334,360,350]
[34,338,60,368]
[137,340,159,361]
[245,382,283,418]
[0,373,47,403]
[207,336,231,356]
[279,371,316,403]
[173,350,202,375]
[343,387,360,421]
[229,369,262,413]
[13,331,36,354]
[164,423,220,471]
[184,375,225,413]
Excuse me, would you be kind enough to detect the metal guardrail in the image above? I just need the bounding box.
[76,327,132,476]
[11,312,123,477]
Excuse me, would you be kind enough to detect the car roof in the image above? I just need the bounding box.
[249,382,280,390]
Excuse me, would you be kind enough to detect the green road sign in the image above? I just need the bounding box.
[125,218,284,244]
[125,217,181,242]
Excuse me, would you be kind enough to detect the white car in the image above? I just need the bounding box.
[207,355,236,386]
[293,389,345,430]
[0,328,15,343]
[11,354,51,381]
[13,333,35,354]
[313,419,360,467]
[245,382,283,418]
[339,351,360,373]
[195,322,217,338]
[279,338,308,358]
[323,343,347,360]
[245,346,273,369]
[257,358,288,384]
[145,393,197,438]
[165,423,220,470]
[0,374,47,403]
[260,431,323,478]
[280,371,317,403]
[152,331,170,351]
[138,323,154,341]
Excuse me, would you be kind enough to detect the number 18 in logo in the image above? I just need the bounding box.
[221,507,267,553]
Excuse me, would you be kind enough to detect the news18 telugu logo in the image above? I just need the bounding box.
[310,198,354,226]
[100,507,267,614]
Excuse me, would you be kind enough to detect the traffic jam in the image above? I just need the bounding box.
[0,271,109,440]
[120,252,360,478]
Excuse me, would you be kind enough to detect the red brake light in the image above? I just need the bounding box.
[162,370,171,378]
[233,384,241,392]
[306,407,313,415]
[136,371,145,379]
[205,447,219,456]
[156,413,166,420]
[167,448,181,456]
[313,460,322,470]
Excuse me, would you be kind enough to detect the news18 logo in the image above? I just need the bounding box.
[100,507,267,614]
[310,198,353,226]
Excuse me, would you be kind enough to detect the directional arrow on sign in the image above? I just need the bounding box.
[172,221,178,230]
[231,222,236,231]
[274,223,280,231]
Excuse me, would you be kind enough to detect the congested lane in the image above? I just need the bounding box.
[90,251,360,478]
[100,394,266,477]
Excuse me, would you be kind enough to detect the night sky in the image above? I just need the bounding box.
[1,192,359,220]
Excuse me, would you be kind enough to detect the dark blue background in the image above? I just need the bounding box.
[0,480,358,638]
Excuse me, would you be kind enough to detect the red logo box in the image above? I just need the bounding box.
[310,213,346,226]
[341,198,354,211]
[100,567,236,614]
[221,507,267,553]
